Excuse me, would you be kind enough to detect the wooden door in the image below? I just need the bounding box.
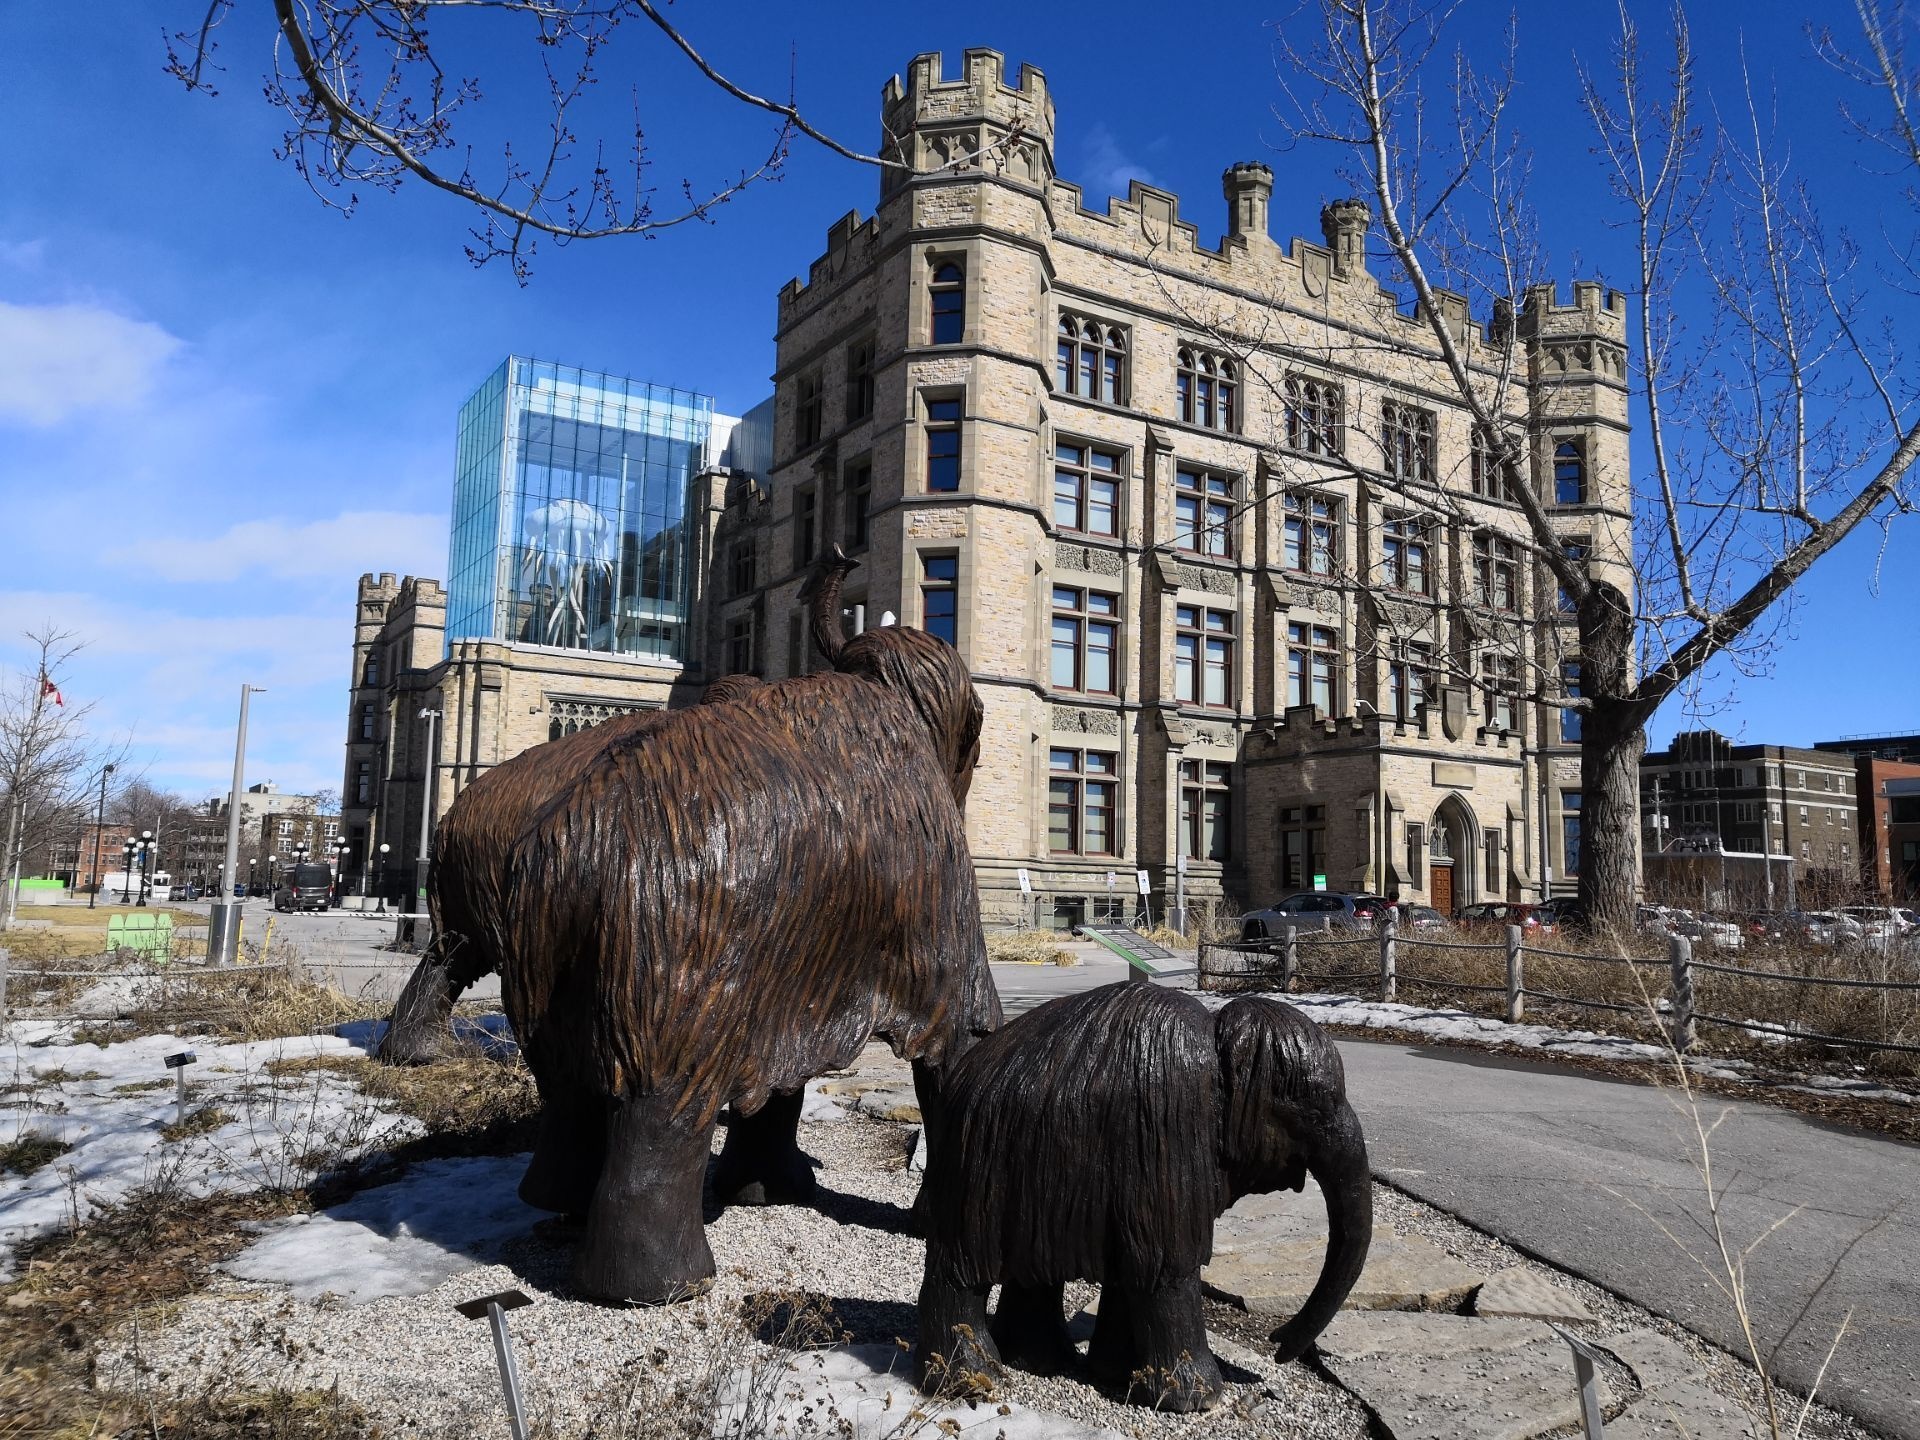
[1429,863,1454,915]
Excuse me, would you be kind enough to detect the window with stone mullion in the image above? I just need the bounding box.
[1285,374,1344,456]
[1056,313,1128,404]
[1287,621,1339,712]
[1382,514,1430,594]
[1284,493,1338,576]
[1383,400,1436,484]
[1177,345,1239,432]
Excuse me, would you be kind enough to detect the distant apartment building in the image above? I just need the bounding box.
[1815,731,1920,765]
[1640,730,1859,904]
[1813,733,1920,904]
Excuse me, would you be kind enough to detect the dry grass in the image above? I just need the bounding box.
[160,1105,235,1142]
[66,963,390,1047]
[985,929,1075,965]
[13,905,202,929]
[0,1131,72,1176]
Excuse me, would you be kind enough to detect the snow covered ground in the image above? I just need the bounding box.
[0,1020,420,1275]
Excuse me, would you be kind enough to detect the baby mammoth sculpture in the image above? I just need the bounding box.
[380,550,1001,1306]
[914,983,1371,1412]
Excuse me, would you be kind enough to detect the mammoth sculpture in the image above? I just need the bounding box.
[379,549,1001,1305]
[914,983,1370,1413]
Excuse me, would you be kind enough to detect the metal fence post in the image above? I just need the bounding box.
[1505,924,1525,1023]
[1282,925,1298,990]
[1380,914,1397,1003]
[1668,932,1696,1051]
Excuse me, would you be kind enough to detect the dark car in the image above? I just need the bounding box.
[1239,891,1389,939]
[273,863,335,912]
[1401,904,1449,933]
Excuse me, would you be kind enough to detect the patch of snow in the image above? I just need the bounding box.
[225,1154,540,1304]
[332,1012,519,1058]
[0,1020,420,1276]
[724,1343,1126,1439]
[799,1080,850,1123]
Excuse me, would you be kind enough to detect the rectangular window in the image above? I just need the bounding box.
[355,760,371,805]
[1050,586,1120,694]
[1381,514,1431,594]
[1553,438,1587,505]
[796,372,823,448]
[1174,467,1234,557]
[1481,652,1519,731]
[1053,440,1121,536]
[926,396,962,492]
[1284,493,1338,576]
[1049,748,1118,855]
[1180,760,1232,862]
[1176,345,1239,431]
[725,616,755,674]
[359,703,375,741]
[930,261,965,344]
[845,337,875,421]
[1485,830,1503,891]
[1383,400,1436,483]
[793,487,817,568]
[1056,313,1128,403]
[1562,789,1583,876]
[1174,605,1235,707]
[1557,539,1587,614]
[1284,374,1344,456]
[1473,532,1519,611]
[1279,803,1326,889]
[729,540,756,596]
[844,462,871,550]
[1388,641,1433,721]
[920,553,958,645]
[1287,621,1339,713]
[1561,660,1583,744]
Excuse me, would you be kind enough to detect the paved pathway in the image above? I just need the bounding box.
[1340,1037,1920,1438]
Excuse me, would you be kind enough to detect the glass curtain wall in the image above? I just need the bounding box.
[447,357,714,662]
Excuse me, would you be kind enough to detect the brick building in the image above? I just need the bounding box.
[347,49,1633,926]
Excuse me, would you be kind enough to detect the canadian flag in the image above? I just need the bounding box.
[40,677,63,707]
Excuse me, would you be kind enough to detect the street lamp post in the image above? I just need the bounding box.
[209,682,264,966]
[87,763,116,910]
[375,842,391,911]
[416,708,443,910]
[120,839,136,904]
[247,857,257,896]
[136,829,154,907]
[328,837,349,907]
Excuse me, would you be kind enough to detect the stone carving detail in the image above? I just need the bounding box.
[1186,723,1236,748]
[1164,560,1237,596]
[1053,541,1125,577]
[546,695,660,742]
[1051,706,1122,737]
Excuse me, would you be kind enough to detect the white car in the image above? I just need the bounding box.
[1667,908,1745,951]
[1839,905,1915,943]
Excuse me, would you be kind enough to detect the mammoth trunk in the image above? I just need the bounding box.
[1268,1101,1372,1364]
[800,547,859,666]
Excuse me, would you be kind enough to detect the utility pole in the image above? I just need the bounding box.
[208,684,262,966]
[416,707,442,910]
[87,762,115,910]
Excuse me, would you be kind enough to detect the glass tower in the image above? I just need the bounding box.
[447,357,715,662]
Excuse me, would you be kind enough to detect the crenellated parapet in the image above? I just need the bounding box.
[1245,694,1519,762]
[1517,281,1629,383]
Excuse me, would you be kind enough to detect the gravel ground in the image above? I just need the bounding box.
[100,1045,1876,1440]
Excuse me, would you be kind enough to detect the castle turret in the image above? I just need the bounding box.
[1320,197,1371,279]
[1223,162,1275,249]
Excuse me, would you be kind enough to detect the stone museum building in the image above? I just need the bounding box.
[346,48,1631,925]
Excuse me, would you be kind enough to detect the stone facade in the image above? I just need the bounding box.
[720,48,1628,923]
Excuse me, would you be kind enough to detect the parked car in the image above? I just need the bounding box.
[1838,906,1915,943]
[1400,904,1449,933]
[273,863,336,913]
[1536,897,1592,930]
[1663,908,1745,951]
[1454,901,1555,934]
[1240,891,1389,939]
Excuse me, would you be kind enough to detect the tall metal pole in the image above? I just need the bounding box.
[87,763,115,910]
[208,684,261,967]
[416,708,442,909]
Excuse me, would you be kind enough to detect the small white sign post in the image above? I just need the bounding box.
[1016,868,1034,929]
[164,1050,196,1127]
[457,1288,534,1440]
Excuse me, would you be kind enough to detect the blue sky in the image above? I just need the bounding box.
[1,2,1914,800]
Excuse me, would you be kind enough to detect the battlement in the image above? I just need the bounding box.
[358,571,401,594]
[1246,694,1518,759]
[881,48,1053,131]
[1519,280,1627,334]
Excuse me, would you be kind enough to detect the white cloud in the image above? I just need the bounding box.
[1078,123,1164,204]
[106,511,448,584]
[0,299,183,427]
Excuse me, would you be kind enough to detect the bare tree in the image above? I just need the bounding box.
[0,630,113,928]
[1269,0,1920,930]
[165,2,1021,279]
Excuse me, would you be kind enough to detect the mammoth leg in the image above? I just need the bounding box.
[1115,1273,1224,1414]
[377,948,465,1065]
[518,1086,607,1217]
[570,1094,715,1305]
[913,1248,999,1397]
[989,1282,1077,1377]
[711,1088,816,1208]
[1085,1284,1137,1387]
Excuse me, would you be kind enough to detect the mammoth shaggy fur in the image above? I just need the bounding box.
[915,983,1371,1412]
[381,552,1000,1305]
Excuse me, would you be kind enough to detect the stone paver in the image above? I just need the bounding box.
[1600,1328,1710,1393]
[1472,1267,1595,1324]
[1204,1184,1483,1316]
[814,1078,922,1123]
[1607,1379,1761,1440]
[1315,1311,1604,1440]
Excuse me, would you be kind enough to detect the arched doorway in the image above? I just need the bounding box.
[1428,797,1477,915]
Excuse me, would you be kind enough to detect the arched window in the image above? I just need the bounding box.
[362,650,379,686]
[1177,346,1239,431]
[1056,312,1127,403]
[930,262,965,344]
[1554,439,1586,505]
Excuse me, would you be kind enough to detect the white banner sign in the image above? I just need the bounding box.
[1016,868,1032,895]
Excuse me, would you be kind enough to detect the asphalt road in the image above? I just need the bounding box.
[1340,1037,1920,1439]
